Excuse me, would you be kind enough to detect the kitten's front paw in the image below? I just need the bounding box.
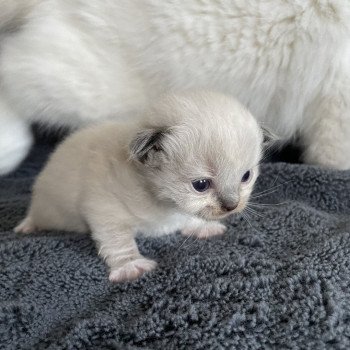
[109,258,157,283]
[182,222,227,239]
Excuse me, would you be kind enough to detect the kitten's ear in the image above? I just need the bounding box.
[129,128,168,165]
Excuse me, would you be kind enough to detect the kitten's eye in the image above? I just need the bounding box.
[192,179,211,192]
[241,170,251,183]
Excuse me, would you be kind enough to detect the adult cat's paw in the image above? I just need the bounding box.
[303,145,350,170]
[109,258,157,283]
[182,222,227,239]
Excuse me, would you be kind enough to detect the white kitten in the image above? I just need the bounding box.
[1,0,349,173]
[14,91,263,282]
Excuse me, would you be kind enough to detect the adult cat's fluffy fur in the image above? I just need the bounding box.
[15,91,263,282]
[0,0,349,174]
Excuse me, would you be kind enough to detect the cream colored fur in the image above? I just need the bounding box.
[14,91,263,282]
[0,0,349,174]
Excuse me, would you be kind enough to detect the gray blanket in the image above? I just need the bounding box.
[1,144,350,350]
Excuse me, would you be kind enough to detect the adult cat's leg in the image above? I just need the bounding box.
[0,96,33,175]
[301,72,350,170]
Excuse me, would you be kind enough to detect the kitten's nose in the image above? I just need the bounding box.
[221,201,238,212]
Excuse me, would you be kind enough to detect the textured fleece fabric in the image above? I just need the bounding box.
[0,144,350,350]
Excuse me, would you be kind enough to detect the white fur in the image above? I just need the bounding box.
[14,91,262,282]
[0,0,349,173]
[0,96,33,174]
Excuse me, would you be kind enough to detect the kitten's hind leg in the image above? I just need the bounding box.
[301,71,350,170]
[182,218,227,239]
[0,96,33,175]
[14,216,37,234]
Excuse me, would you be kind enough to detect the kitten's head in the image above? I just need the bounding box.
[129,91,263,220]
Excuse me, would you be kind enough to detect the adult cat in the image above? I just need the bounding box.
[0,0,349,174]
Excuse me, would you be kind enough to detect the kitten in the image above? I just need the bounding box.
[14,91,263,282]
[0,0,349,175]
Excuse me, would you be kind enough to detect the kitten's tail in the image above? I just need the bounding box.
[0,0,40,31]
